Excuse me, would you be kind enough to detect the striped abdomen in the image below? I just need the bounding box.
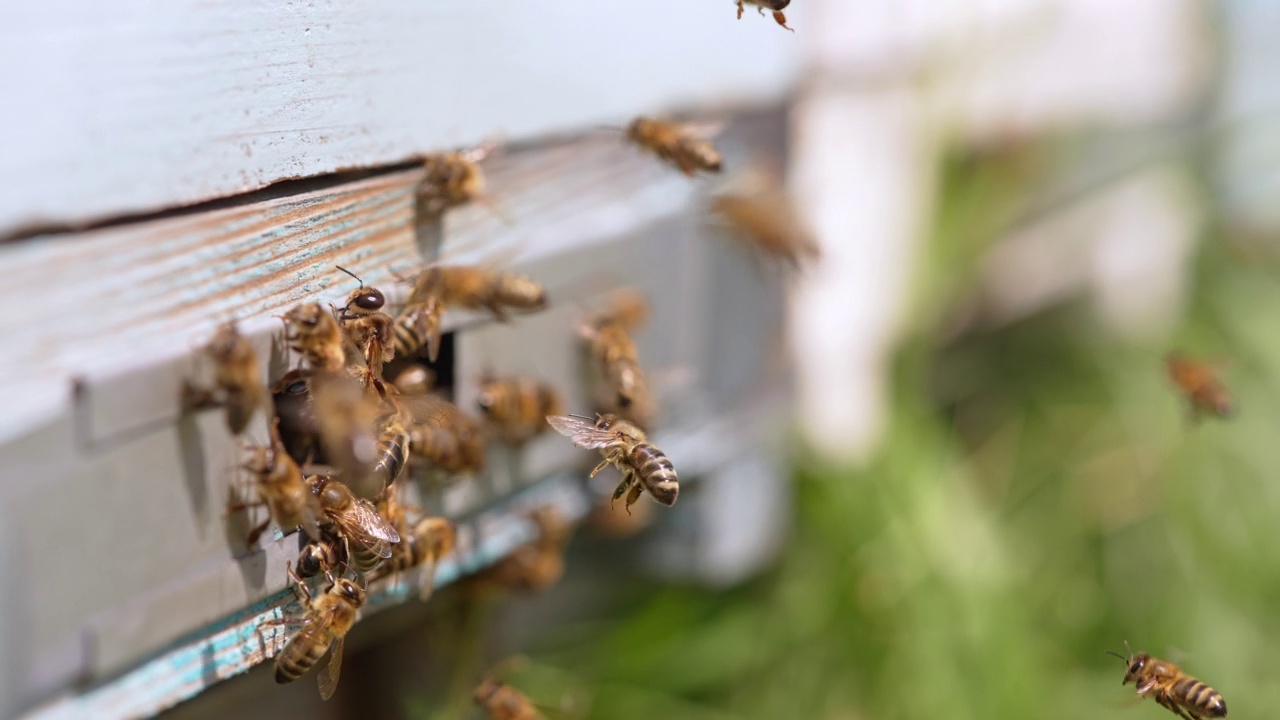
[372,420,410,488]
[392,302,440,360]
[275,625,335,684]
[1171,676,1228,717]
[628,443,678,506]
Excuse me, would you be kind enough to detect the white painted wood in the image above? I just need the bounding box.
[0,0,802,234]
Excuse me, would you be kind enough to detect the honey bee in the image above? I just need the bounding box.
[271,369,320,463]
[296,524,376,578]
[333,266,395,390]
[308,370,386,497]
[1166,352,1234,421]
[711,181,820,269]
[578,306,655,429]
[391,365,437,396]
[406,265,547,322]
[308,475,400,568]
[416,141,504,219]
[625,116,723,177]
[402,393,487,476]
[239,419,322,546]
[547,414,678,511]
[282,302,346,374]
[1108,643,1228,719]
[272,570,366,700]
[183,321,267,435]
[371,401,412,492]
[477,376,564,445]
[486,508,575,594]
[474,677,545,720]
[736,0,793,31]
[392,298,444,363]
[368,512,457,600]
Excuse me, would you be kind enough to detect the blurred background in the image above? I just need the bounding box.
[376,1,1280,718]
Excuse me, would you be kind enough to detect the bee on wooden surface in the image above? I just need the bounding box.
[1108,643,1228,719]
[183,321,267,436]
[403,393,488,476]
[392,298,444,363]
[296,525,367,578]
[416,141,506,219]
[333,266,395,391]
[486,508,575,594]
[239,419,322,546]
[308,371,386,497]
[474,676,546,720]
[578,303,655,429]
[736,0,794,31]
[547,414,678,511]
[272,570,366,700]
[405,265,547,322]
[1166,352,1234,422]
[308,475,400,570]
[711,178,819,269]
[625,116,723,177]
[477,376,563,445]
[282,302,346,374]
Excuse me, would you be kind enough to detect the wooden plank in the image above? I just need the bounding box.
[0,0,801,234]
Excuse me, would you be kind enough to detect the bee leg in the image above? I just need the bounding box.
[181,383,218,411]
[624,483,644,512]
[588,459,612,479]
[772,11,795,31]
[736,0,744,20]
[610,474,636,514]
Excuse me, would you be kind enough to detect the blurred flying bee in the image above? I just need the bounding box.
[711,177,819,269]
[368,496,457,601]
[405,265,547,322]
[1166,352,1233,422]
[736,0,793,31]
[625,116,723,177]
[402,393,487,476]
[578,300,655,429]
[333,266,395,391]
[272,569,366,700]
[391,365,437,396]
[416,140,512,219]
[548,414,678,511]
[371,400,412,492]
[308,475,400,570]
[1108,642,1228,719]
[282,302,346,374]
[486,507,575,594]
[474,676,545,720]
[392,298,444,363]
[477,376,564,445]
[183,321,267,435]
[308,371,386,497]
[238,419,322,546]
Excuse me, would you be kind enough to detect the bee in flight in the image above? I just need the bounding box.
[625,116,723,177]
[546,414,678,511]
[578,293,655,429]
[485,507,575,594]
[405,264,547,323]
[477,375,564,445]
[1108,643,1227,719]
[271,570,366,700]
[367,495,457,602]
[416,140,508,220]
[736,0,793,31]
[183,321,267,436]
[308,475,401,570]
[474,669,546,720]
[711,172,819,270]
[1165,352,1233,422]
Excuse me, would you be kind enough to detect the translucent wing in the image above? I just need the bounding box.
[329,498,400,559]
[545,416,617,449]
[317,635,344,701]
[418,558,439,601]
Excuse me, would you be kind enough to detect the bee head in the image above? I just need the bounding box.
[1107,643,1146,684]
[593,414,618,431]
[334,577,366,605]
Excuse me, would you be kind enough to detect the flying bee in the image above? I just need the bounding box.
[333,266,395,391]
[589,287,649,332]
[416,141,507,219]
[486,508,575,594]
[272,569,366,700]
[370,400,412,492]
[391,365,437,396]
[1166,352,1234,422]
[282,302,346,374]
[183,321,267,436]
[477,376,564,445]
[402,393,487,476]
[625,116,723,177]
[392,298,444,363]
[369,514,457,600]
[308,370,386,497]
[548,414,677,511]
[474,677,546,720]
[405,265,547,322]
[711,180,819,269]
[1108,643,1228,719]
[736,0,794,31]
[239,418,322,546]
[578,313,655,429]
[307,475,400,572]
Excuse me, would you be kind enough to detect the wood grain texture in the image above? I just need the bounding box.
[0,0,801,234]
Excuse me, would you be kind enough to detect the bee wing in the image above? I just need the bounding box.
[680,120,726,139]
[330,498,400,558]
[317,635,344,701]
[545,416,616,449]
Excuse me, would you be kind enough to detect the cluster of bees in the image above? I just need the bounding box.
[180,110,818,715]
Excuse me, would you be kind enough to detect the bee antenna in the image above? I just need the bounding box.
[335,265,364,287]
[566,413,594,421]
[1105,649,1128,661]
